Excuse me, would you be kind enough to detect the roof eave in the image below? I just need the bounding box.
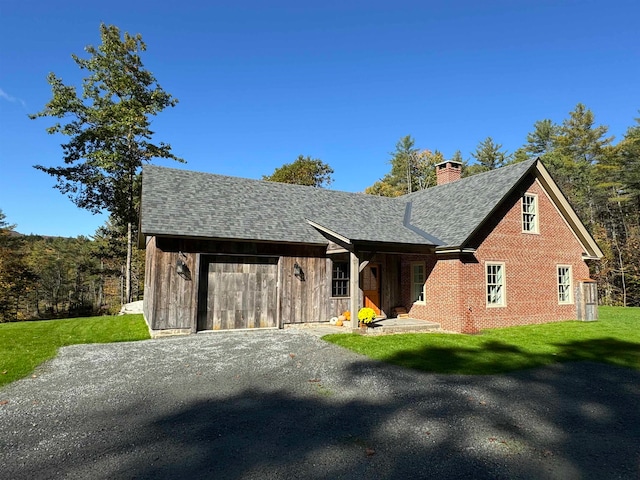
[305,219,352,245]
[459,159,539,249]
[534,161,604,260]
[435,247,477,254]
[458,159,604,259]
[141,231,329,247]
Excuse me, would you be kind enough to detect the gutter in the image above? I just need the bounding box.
[435,247,477,255]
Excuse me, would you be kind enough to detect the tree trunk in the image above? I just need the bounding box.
[125,221,132,304]
[405,154,411,194]
[606,200,627,307]
[99,260,104,309]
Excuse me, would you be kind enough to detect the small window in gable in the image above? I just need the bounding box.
[331,261,349,297]
[558,265,573,304]
[486,262,506,307]
[411,262,425,303]
[522,193,539,233]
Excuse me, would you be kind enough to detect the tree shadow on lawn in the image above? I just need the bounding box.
[382,338,640,375]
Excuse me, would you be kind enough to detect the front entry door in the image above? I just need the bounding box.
[362,263,381,316]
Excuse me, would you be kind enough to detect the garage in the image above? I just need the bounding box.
[197,256,279,330]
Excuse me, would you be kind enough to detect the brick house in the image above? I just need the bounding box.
[139,158,602,335]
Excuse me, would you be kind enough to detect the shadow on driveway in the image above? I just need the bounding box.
[0,332,638,479]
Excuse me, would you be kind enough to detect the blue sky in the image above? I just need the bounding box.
[1,0,638,237]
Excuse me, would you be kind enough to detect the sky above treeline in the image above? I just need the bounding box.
[1,0,638,237]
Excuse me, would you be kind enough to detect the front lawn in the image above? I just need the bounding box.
[323,306,640,375]
[0,315,150,387]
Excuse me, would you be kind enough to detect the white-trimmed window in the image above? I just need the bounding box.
[486,262,506,306]
[522,193,538,233]
[558,265,573,304]
[411,262,426,303]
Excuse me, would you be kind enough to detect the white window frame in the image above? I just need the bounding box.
[522,193,539,234]
[486,262,506,307]
[411,262,426,304]
[557,265,573,304]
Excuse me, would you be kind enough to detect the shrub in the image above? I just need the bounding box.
[358,307,376,324]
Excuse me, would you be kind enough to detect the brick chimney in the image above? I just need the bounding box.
[435,160,462,185]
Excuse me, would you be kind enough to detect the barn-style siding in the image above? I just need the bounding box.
[279,256,353,324]
[143,236,199,331]
[144,236,369,332]
[279,253,401,323]
[374,254,402,318]
[198,256,279,330]
[143,235,412,333]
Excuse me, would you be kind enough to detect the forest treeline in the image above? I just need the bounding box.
[0,214,144,321]
[1,103,638,321]
[365,104,639,307]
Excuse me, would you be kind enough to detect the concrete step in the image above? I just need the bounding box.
[359,318,442,335]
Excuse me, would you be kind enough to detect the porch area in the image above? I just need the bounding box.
[286,317,442,336]
[363,317,442,335]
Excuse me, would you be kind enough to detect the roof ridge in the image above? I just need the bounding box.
[401,157,538,198]
[141,159,539,248]
[143,164,396,200]
[403,158,538,247]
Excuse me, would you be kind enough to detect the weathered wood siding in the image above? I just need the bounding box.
[328,297,351,319]
[144,237,409,331]
[193,250,352,329]
[198,256,278,330]
[143,236,198,331]
[280,257,331,323]
[374,254,401,318]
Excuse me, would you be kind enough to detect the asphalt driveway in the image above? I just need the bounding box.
[1,329,639,479]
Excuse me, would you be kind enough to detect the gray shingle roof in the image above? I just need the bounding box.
[141,159,537,248]
[140,165,436,246]
[403,158,537,247]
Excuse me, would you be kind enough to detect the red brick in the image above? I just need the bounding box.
[399,175,592,333]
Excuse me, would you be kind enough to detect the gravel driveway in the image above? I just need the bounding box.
[1,329,639,479]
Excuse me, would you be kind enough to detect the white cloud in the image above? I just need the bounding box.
[0,87,27,108]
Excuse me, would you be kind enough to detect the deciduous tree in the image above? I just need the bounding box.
[0,211,34,321]
[263,155,334,187]
[30,23,182,304]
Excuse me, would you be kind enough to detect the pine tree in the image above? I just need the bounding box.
[471,137,509,171]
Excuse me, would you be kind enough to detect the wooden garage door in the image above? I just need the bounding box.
[206,256,278,330]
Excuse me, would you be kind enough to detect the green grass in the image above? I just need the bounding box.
[323,306,640,375]
[0,314,150,387]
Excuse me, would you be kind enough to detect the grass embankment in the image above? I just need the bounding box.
[324,306,640,375]
[0,315,150,387]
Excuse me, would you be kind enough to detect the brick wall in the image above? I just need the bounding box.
[400,174,591,332]
[400,254,465,332]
